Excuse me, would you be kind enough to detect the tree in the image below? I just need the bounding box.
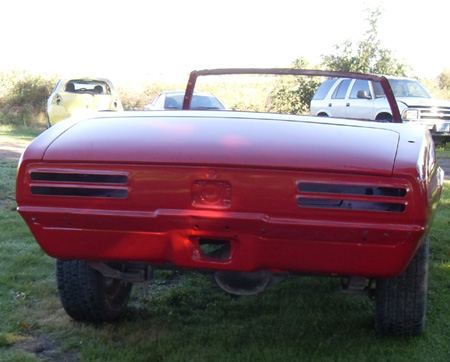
[265,6,414,114]
[0,71,55,126]
[438,68,450,90]
[321,6,411,76]
[267,58,320,115]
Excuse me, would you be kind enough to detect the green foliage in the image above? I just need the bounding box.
[268,6,417,116]
[268,77,319,115]
[427,68,450,100]
[267,58,320,115]
[436,143,450,158]
[438,68,450,90]
[0,71,56,127]
[196,76,275,112]
[117,77,276,113]
[421,77,450,100]
[117,81,186,111]
[321,6,411,76]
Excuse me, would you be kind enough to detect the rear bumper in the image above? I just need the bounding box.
[18,206,426,278]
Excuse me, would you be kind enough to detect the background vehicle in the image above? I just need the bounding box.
[47,78,123,127]
[17,69,443,336]
[144,91,225,110]
[310,76,450,142]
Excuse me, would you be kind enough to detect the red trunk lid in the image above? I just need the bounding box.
[41,113,399,176]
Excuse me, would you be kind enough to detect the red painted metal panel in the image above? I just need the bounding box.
[15,69,441,280]
[39,115,399,176]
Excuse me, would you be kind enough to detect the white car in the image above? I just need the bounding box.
[144,91,225,111]
[310,76,450,141]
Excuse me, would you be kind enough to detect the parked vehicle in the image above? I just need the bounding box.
[16,69,443,336]
[310,76,450,142]
[144,91,225,110]
[47,78,123,127]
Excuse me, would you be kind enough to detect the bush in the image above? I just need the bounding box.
[421,78,450,100]
[0,71,56,127]
[117,81,185,110]
[268,76,319,115]
[267,59,320,115]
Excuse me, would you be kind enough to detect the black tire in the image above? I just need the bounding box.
[375,113,393,122]
[56,260,132,323]
[375,236,429,335]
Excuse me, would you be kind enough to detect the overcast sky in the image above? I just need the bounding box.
[1,0,449,81]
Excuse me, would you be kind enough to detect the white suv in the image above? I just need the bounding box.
[310,76,450,140]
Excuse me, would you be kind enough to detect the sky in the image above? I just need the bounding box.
[1,0,449,82]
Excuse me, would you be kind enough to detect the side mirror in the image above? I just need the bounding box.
[357,90,372,99]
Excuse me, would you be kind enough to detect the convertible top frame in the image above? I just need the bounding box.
[182,68,402,123]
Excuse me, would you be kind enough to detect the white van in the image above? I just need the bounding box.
[310,76,450,141]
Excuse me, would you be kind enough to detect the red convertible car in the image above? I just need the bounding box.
[16,69,443,335]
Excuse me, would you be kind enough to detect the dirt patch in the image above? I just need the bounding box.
[0,140,28,161]
[11,333,79,361]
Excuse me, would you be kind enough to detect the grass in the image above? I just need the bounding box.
[1,128,450,361]
[0,124,43,141]
[436,142,450,159]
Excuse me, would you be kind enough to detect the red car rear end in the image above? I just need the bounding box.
[16,70,443,335]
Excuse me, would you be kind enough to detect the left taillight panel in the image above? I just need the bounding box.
[29,171,128,199]
[17,164,130,206]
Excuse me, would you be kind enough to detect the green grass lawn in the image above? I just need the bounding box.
[0,125,43,141]
[1,128,450,361]
[436,143,450,158]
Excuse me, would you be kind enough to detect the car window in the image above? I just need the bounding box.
[192,95,224,109]
[372,82,385,98]
[388,79,431,98]
[66,80,111,95]
[164,95,183,109]
[350,80,371,99]
[312,79,336,100]
[332,79,351,99]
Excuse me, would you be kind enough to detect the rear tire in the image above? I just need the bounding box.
[56,260,132,323]
[375,236,429,335]
[375,113,393,122]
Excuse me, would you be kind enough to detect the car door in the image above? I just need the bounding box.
[345,79,374,120]
[327,79,352,118]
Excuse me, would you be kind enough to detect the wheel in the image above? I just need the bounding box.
[56,260,132,323]
[375,113,393,122]
[375,236,429,335]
